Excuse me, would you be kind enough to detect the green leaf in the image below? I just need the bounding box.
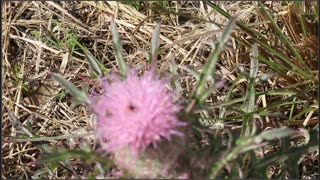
[194,17,236,105]
[253,142,318,171]
[241,44,259,113]
[179,65,201,81]
[8,112,34,138]
[198,79,225,104]
[11,131,94,143]
[51,73,90,104]
[150,21,161,64]
[249,44,259,78]
[111,18,127,76]
[209,127,299,178]
[38,148,102,164]
[241,44,259,136]
[257,72,275,82]
[31,166,55,179]
[205,1,312,79]
[257,1,312,76]
[219,74,245,118]
[258,127,297,141]
[66,34,109,75]
[258,111,284,118]
[298,128,310,145]
[84,52,103,78]
[38,150,73,164]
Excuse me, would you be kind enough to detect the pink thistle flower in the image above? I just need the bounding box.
[92,70,186,154]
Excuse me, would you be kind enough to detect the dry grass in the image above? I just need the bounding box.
[1,1,318,179]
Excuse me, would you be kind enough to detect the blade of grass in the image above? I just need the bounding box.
[219,74,245,118]
[209,127,297,178]
[209,101,307,122]
[198,79,226,106]
[50,72,90,104]
[253,134,318,170]
[209,83,316,111]
[228,30,291,74]
[65,34,109,75]
[205,2,312,79]
[241,44,259,113]
[206,92,312,122]
[298,12,308,37]
[8,132,95,143]
[257,1,312,75]
[285,106,317,125]
[157,2,308,79]
[179,65,201,81]
[150,20,162,64]
[241,44,259,136]
[289,97,297,120]
[111,18,127,77]
[83,53,103,78]
[204,2,270,46]
[193,17,237,105]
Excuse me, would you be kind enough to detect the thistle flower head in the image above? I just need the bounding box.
[92,70,186,154]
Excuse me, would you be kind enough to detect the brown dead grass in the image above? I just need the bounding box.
[1,1,318,179]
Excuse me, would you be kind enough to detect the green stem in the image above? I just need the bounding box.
[7,132,95,143]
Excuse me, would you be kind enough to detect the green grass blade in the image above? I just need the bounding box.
[76,42,105,77]
[150,21,161,64]
[206,87,314,122]
[241,44,259,113]
[298,13,307,37]
[231,31,291,73]
[257,1,312,75]
[8,112,34,138]
[204,2,269,44]
[253,132,318,170]
[179,65,201,81]
[51,73,90,104]
[241,44,259,136]
[193,17,236,105]
[198,80,225,104]
[84,53,103,78]
[219,74,245,118]
[256,38,310,78]
[285,106,316,125]
[111,18,127,76]
[257,127,297,141]
[66,35,109,75]
[205,1,312,79]
[10,132,94,143]
[209,127,297,178]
